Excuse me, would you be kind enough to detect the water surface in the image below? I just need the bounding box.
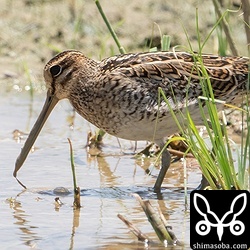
[1,89,202,249]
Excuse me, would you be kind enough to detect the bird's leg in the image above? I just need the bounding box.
[153,141,171,192]
[196,174,210,190]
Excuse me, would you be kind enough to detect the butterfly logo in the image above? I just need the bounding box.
[193,193,247,241]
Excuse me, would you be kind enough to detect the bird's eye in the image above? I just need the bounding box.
[50,65,62,77]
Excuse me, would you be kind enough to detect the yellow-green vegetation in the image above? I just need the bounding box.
[158,4,249,190]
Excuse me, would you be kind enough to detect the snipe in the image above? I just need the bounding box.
[14,50,249,192]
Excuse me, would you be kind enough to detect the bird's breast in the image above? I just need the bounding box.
[69,88,206,142]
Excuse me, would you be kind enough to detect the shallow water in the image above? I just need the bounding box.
[1,90,202,249]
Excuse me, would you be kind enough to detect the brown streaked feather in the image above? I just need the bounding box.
[99,51,248,105]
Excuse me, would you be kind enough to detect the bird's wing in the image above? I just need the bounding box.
[100,51,248,105]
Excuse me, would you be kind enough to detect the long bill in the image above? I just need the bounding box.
[14,91,59,178]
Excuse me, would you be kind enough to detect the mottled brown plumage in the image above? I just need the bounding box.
[15,50,249,191]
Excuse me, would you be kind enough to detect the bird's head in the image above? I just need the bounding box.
[14,50,96,178]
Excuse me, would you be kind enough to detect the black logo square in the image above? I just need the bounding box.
[190,190,249,249]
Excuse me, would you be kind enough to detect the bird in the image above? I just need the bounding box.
[14,50,249,192]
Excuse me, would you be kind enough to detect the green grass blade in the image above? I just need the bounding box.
[95,0,126,54]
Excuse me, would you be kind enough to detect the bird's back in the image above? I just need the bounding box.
[100,51,248,103]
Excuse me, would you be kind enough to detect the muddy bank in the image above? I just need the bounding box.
[0,0,248,136]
